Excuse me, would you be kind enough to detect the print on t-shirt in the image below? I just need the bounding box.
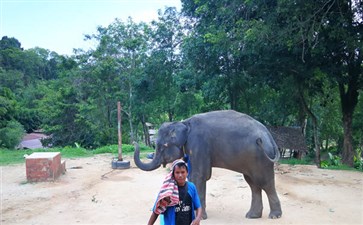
[175,184,192,224]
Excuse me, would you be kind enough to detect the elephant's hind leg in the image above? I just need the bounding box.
[263,182,282,219]
[244,175,263,218]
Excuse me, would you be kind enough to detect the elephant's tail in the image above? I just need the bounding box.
[256,136,280,163]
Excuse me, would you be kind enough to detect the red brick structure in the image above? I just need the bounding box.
[26,152,66,182]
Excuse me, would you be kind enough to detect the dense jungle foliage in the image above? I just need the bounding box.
[0,0,362,169]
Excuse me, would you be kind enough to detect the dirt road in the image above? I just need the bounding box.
[1,154,362,224]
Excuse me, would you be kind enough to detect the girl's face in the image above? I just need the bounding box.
[173,165,188,186]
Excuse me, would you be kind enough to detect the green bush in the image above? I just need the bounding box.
[328,152,341,166]
[321,152,342,168]
[93,145,118,154]
[0,120,25,149]
[354,149,363,171]
[57,146,92,158]
[93,144,154,154]
[279,158,313,165]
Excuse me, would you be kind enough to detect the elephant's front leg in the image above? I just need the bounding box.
[193,178,208,219]
[244,175,263,218]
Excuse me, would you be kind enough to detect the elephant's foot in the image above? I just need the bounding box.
[245,209,262,219]
[202,210,208,220]
[268,210,282,219]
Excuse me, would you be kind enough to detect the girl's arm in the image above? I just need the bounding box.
[147,212,159,225]
[191,207,202,225]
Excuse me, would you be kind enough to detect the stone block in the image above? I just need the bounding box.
[26,152,66,182]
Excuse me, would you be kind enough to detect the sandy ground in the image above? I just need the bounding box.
[1,154,363,225]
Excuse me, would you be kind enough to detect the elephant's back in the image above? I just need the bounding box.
[190,110,262,130]
[187,110,277,162]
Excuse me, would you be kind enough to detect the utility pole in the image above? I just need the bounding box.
[117,101,123,161]
[111,101,130,169]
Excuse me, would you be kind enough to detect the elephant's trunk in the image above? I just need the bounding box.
[133,142,161,171]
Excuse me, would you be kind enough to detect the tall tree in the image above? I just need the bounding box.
[182,0,257,112]
[266,0,363,166]
[80,18,151,144]
[181,0,363,167]
[317,0,362,166]
[0,36,22,50]
[147,7,187,121]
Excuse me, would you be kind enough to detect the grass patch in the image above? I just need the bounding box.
[92,144,151,155]
[279,157,362,172]
[0,144,154,166]
[321,164,361,172]
[93,145,119,154]
[0,148,35,165]
[58,147,93,158]
[279,158,313,166]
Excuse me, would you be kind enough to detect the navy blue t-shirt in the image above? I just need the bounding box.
[175,184,192,224]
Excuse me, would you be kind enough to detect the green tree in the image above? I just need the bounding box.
[182,0,255,112]
[316,0,362,166]
[79,18,151,144]
[0,68,24,93]
[0,87,24,148]
[263,0,363,166]
[0,87,17,128]
[0,120,24,149]
[181,0,362,168]
[0,36,22,50]
[146,7,189,121]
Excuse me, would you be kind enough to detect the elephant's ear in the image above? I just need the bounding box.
[169,129,177,138]
[169,122,188,146]
[182,120,191,134]
[166,126,178,145]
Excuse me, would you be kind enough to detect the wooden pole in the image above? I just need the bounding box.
[117,101,123,161]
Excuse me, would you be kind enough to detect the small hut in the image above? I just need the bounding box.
[145,122,157,148]
[267,126,308,159]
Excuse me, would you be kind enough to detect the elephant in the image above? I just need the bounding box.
[134,110,282,220]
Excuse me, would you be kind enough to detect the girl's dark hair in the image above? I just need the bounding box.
[172,161,188,175]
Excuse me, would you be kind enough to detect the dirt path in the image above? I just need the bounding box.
[1,154,362,225]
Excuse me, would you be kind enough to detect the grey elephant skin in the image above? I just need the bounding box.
[134,110,282,219]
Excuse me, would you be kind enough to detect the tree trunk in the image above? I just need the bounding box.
[312,118,321,168]
[339,77,358,167]
[122,108,134,144]
[168,111,174,122]
[341,113,354,166]
[298,86,321,168]
[140,114,150,146]
[338,67,359,167]
[128,107,134,143]
[143,123,150,146]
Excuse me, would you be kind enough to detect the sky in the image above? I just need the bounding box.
[0,0,181,55]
